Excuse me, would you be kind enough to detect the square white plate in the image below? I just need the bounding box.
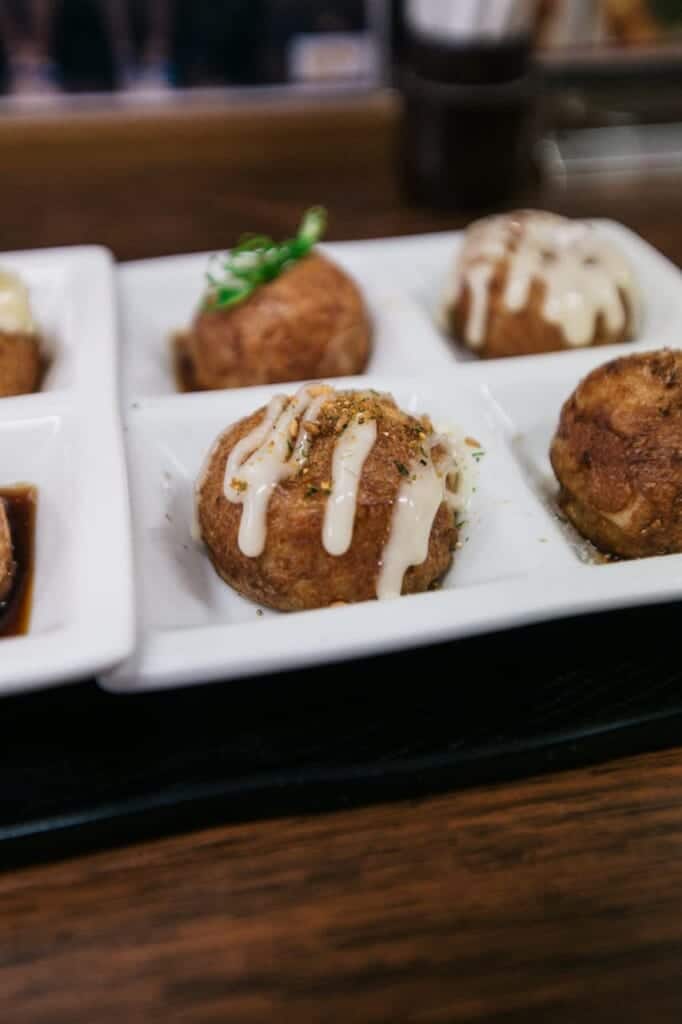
[117,220,682,403]
[117,242,455,401]
[105,346,682,692]
[0,247,135,695]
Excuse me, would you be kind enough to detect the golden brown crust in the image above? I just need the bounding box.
[197,391,457,611]
[0,499,15,601]
[182,252,372,391]
[550,350,682,558]
[0,331,41,397]
[449,263,634,360]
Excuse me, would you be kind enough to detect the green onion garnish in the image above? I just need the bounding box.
[205,206,327,311]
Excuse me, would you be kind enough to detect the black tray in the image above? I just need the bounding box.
[2,599,682,870]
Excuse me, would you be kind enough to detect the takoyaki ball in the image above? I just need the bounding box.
[0,500,15,601]
[196,385,460,611]
[180,253,372,391]
[0,332,41,398]
[551,350,682,558]
[0,270,41,397]
[445,211,640,359]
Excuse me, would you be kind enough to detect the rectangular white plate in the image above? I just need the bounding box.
[106,222,682,692]
[0,247,135,695]
[117,220,682,402]
[105,345,682,692]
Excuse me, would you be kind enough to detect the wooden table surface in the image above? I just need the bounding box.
[3,94,682,1023]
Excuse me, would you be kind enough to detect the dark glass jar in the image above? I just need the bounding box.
[401,31,539,210]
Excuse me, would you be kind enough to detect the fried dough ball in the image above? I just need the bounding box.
[196,387,458,611]
[0,331,41,397]
[445,211,639,359]
[177,252,372,391]
[0,270,41,396]
[0,500,15,601]
[551,350,682,558]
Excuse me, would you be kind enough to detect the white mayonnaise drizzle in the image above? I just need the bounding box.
[465,263,494,349]
[0,270,36,334]
[376,440,457,601]
[222,385,329,557]
[448,212,640,350]
[199,384,462,603]
[291,392,329,467]
[323,416,377,556]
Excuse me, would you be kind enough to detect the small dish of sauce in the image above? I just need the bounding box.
[0,485,37,638]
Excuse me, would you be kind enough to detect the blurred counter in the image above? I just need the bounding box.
[1,90,682,264]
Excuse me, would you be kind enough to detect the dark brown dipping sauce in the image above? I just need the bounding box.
[0,485,37,638]
[172,333,200,394]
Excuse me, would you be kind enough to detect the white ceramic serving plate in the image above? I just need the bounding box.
[0,246,135,695]
[106,222,682,692]
[117,220,682,402]
[106,343,682,692]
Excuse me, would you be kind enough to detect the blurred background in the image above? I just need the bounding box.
[0,1,680,102]
[2,0,682,259]
[0,0,380,97]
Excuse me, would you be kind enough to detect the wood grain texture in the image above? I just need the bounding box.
[4,747,682,1023]
[2,94,682,1022]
